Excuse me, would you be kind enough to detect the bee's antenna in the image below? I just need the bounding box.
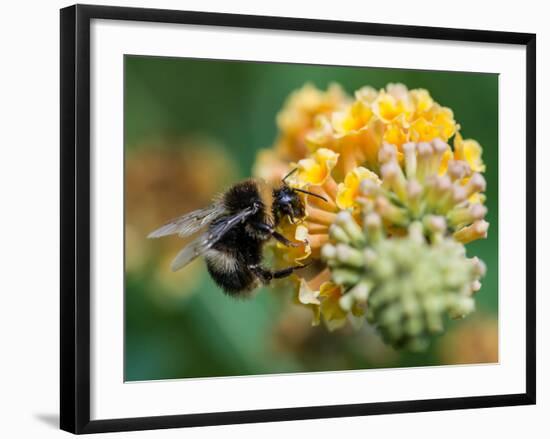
[282,168,298,183]
[293,188,328,203]
[281,168,328,203]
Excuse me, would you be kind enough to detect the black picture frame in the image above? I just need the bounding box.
[60,4,536,434]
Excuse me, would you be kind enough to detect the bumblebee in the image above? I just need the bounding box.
[148,170,327,297]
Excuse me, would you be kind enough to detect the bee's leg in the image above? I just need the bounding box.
[271,265,305,279]
[271,231,300,248]
[249,263,309,284]
[254,222,300,247]
[248,264,273,284]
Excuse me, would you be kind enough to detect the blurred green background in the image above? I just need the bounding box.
[124,55,498,382]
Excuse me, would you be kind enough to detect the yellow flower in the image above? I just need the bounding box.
[410,88,434,114]
[293,148,339,186]
[308,117,386,179]
[296,279,350,330]
[372,83,414,123]
[453,220,489,244]
[277,83,348,135]
[297,278,320,305]
[409,117,442,142]
[274,219,311,264]
[274,83,349,162]
[336,166,381,209]
[332,86,378,136]
[439,147,453,175]
[297,279,321,326]
[409,105,456,143]
[319,282,348,330]
[384,117,408,147]
[425,104,456,140]
[454,132,485,172]
[332,99,373,134]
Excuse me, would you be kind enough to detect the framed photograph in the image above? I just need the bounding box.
[60,4,536,434]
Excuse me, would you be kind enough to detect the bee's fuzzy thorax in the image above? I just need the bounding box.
[221,179,273,224]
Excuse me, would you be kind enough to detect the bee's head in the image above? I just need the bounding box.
[273,169,328,224]
[273,185,305,224]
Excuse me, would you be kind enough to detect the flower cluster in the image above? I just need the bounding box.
[306,83,458,179]
[254,83,489,351]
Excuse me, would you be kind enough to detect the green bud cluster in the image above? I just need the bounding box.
[321,211,485,351]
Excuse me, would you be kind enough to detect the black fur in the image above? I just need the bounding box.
[223,180,264,215]
[205,180,306,296]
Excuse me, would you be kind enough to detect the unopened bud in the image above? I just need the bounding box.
[378,142,398,164]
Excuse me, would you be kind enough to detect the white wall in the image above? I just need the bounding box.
[0,0,547,437]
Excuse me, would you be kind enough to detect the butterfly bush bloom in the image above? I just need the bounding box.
[321,215,485,351]
[306,83,458,179]
[253,83,489,350]
[253,83,349,184]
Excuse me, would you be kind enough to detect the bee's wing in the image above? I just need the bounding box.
[147,203,225,239]
[170,206,256,272]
